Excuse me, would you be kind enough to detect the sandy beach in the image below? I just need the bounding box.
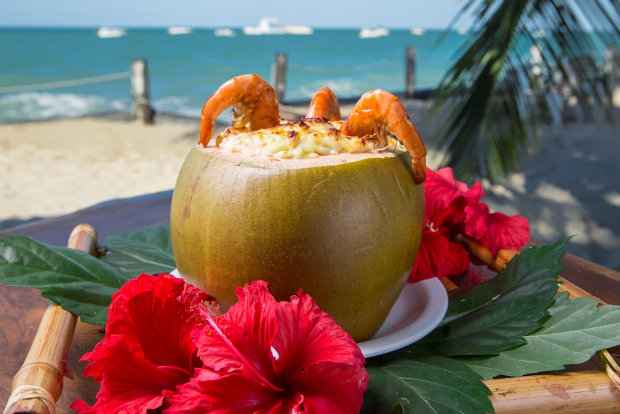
[0,117,197,225]
[1,111,619,269]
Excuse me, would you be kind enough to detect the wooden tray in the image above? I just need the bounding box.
[2,224,619,413]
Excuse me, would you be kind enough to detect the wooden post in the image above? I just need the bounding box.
[405,47,416,99]
[131,59,155,124]
[605,47,620,122]
[271,53,287,102]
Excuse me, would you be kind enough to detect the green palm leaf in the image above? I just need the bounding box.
[434,0,620,180]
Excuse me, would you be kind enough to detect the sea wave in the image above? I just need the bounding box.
[153,96,236,122]
[295,78,361,100]
[0,92,242,123]
[153,96,201,118]
[0,93,129,122]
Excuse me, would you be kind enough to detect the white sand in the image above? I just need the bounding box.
[1,114,618,269]
[0,118,196,221]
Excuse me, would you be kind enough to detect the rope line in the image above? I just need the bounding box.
[3,385,56,414]
[0,71,130,94]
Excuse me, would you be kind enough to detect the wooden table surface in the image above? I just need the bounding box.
[1,190,619,412]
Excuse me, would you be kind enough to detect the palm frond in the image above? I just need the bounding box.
[433,0,620,181]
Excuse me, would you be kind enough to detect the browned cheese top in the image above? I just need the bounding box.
[215,119,404,161]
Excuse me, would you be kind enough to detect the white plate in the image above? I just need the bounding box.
[170,269,448,358]
[359,278,448,357]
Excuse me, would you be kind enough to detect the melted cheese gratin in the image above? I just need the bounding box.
[216,120,401,159]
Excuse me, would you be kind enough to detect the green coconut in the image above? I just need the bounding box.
[170,145,424,341]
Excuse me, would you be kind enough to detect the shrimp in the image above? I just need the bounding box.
[199,74,280,146]
[305,87,341,121]
[341,90,427,184]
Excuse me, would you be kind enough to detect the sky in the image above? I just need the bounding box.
[1,0,469,29]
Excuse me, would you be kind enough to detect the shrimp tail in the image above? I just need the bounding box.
[199,74,280,146]
[341,90,427,183]
[306,87,341,121]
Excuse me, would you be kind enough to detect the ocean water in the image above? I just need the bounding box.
[0,28,467,122]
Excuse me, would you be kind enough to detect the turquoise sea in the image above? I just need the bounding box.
[0,28,467,122]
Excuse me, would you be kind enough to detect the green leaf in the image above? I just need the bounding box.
[363,356,494,414]
[0,235,128,325]
[425,241,565,356]
[102,224,175,277]
[462,293,620,378]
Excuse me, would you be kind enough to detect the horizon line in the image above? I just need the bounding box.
[0,24,454,30]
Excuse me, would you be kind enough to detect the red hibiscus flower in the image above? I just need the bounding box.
[410,228,470,283]
[410,168,482,282]
[465,203,530,255]
[424,167,484,221]
[71,274,212,414]
[166,281,368,414]
[410,167,530,284]
[73,276,367,414]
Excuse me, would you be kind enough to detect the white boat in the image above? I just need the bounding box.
[284,25,313,35]
[243,18,313,35]
[359,27,389,39]
[97,27,126,39]
[410,27,425,36]
[214,28,236,37]
[168,26,192,36]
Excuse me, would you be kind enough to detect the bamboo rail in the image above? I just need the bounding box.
[3,224,98,414]
[487,371,620,413]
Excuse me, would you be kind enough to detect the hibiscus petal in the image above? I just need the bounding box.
[434,195,468,230]
[71,394,165,414]
[272,291,365,372]
[73,274,210,414]
[425,168,485,220]
[466,181,485,203]
[190,281,367,414]
[464,199,530,257]
[106,274,210,370]
[164,368,295,414]
[293,362,368,414]
[272,292,368,414]
[464,202,490,242]
[484,212,530,254]
[410,229,470,282]
[73,335,181,414]
[195,280,280,383]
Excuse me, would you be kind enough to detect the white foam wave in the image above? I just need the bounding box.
[153,96,201,118]
[296,78,360,99]
[154,96,234,122]
[0,93,129,122]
